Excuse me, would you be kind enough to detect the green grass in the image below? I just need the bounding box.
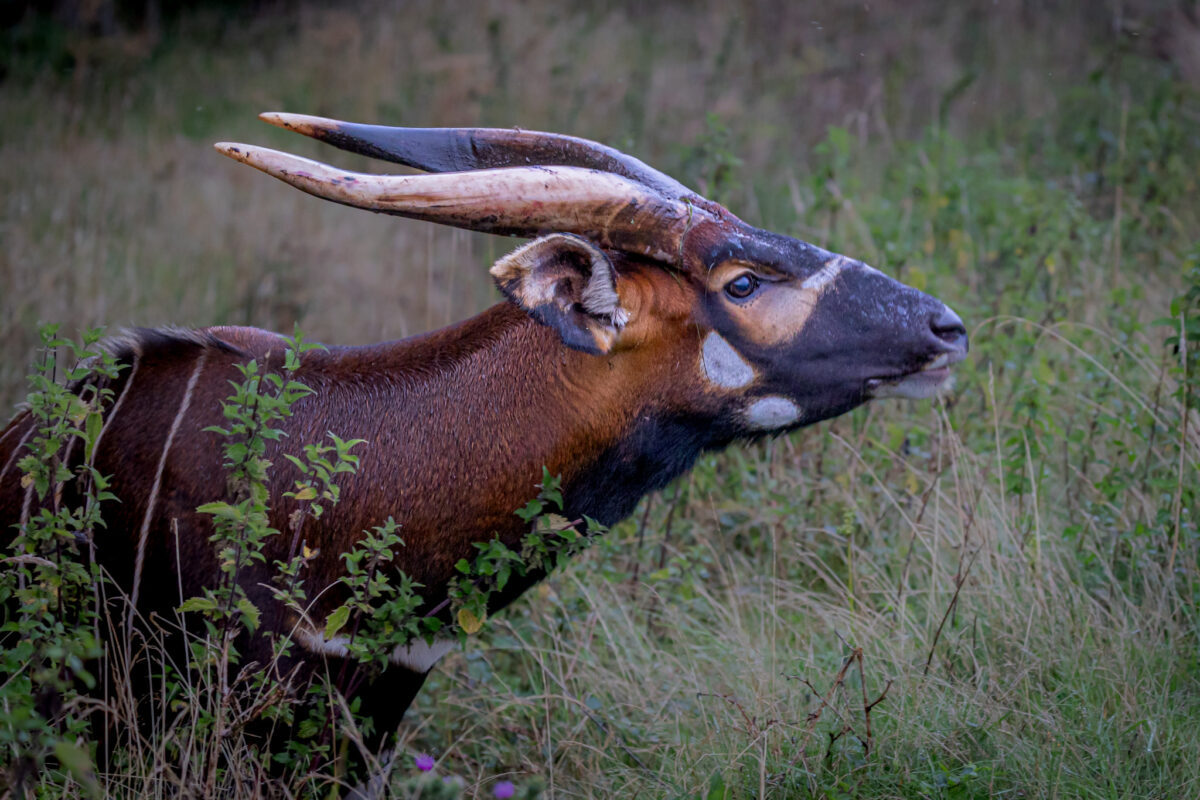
[2,1,1199,797]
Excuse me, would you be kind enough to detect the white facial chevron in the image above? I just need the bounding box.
[801,255,853,292]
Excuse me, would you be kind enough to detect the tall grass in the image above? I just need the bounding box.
[408,378,1198,797]
[2,1,1198,797]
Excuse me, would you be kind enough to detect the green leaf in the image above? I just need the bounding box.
[325,604,351,640]
[196,501,237,516]
[236,597,262,632]
[83,410,103,462]
[457,606,484,634]
[284,454,310,473]
[543,513,571,531]
[705,772,730,800]
[53,740,101,798]
[177,596,218,614]
[293,485,318,501]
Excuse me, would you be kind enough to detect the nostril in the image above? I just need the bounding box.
[930,307,967,349]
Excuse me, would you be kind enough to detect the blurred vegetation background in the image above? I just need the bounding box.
[2,1,1199,797]
[3,0,1197,407]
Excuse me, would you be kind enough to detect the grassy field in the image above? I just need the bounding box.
[2,1,1199,797]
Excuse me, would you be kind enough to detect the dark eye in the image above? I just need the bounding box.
[725,274,759,300]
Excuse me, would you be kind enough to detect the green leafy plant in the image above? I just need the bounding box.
[180,333,324,639]
[0,325,121,796]
[324,517,434,676]
[449,470,607,640]
[165,330,374,788]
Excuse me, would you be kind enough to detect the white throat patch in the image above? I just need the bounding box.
[701,332,755,389]
[745,396,801,430]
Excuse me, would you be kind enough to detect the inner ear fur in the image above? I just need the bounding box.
[491,233,630,355]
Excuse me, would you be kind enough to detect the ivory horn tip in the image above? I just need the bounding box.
[259,111,340,138]
[213,143,302,178]
[213,141,248,160]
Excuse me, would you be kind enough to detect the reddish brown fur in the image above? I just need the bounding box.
[0,259,716,741]
[0,124,970,753]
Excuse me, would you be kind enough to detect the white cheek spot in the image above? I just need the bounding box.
[744,396,801,430]
[702,332,755,389]
[390,639,456,673]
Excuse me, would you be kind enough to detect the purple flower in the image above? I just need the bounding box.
[493,781,516,799]
[414,753,435,772]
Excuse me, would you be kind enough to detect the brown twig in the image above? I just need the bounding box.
[696,692,783,740]
[826,723,854,762]
[628,493,655,597]
[797,650,857,736]
[782,645,893,777]
[657,482,684,572]
[923,549,979,677]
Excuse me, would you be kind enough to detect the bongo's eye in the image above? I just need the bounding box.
[725,273,759,300]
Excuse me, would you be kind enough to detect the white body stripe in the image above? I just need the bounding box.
[295,626,455,673]
[130,351,207,617]
[0,414,25,447]
[295,628,351,658]
[391,639,456,673]
[0,426,35,484]
[701,332,755,389]
[88,356,140,468]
